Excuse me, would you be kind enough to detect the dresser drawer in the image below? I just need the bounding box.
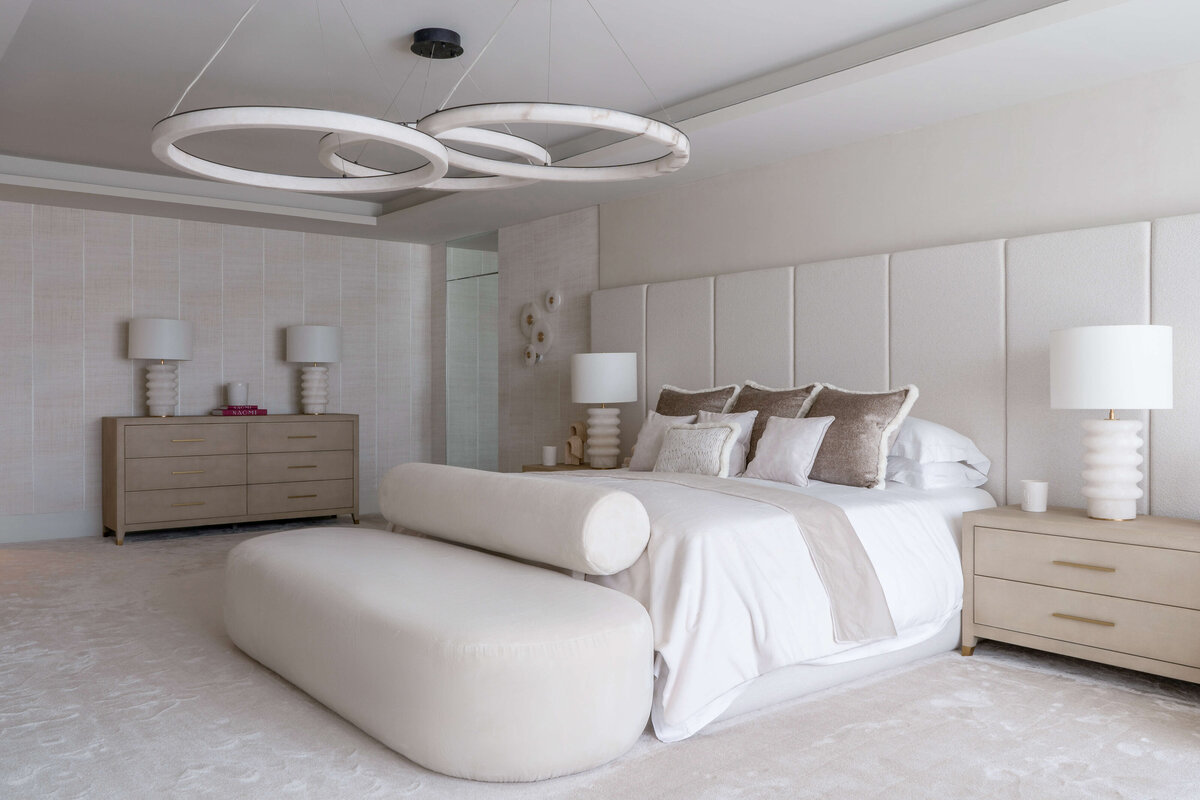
[125,486,246,524]
[125,423,246,458]
[248,420,353,453]
[126,455,246,491]
[974,576,1200,668]
[247,479,354,515]
[247,450,353,484]
[975,526,1200,610]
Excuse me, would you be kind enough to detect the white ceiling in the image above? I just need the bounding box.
[0,0,1198,242]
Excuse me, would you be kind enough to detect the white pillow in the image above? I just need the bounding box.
[889,417,990,473]
[629,410,697,471]
[697,409,759,476]
[743,416,835,487]
[653,423,738,477]
[887,457,988,490]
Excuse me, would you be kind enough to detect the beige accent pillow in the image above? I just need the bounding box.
[743,416,835,487]
[804,384,919,489]
[655,384,739,416]
[653,423,738,477]
[729,381,820,462]
[697,409,759,475]
[628,410,697,471]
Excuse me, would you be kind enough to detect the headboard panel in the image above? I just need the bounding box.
[715,267,794,388]
[591,212,1199,515]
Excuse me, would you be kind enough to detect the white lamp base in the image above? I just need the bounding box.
[1080,418,1144,521]
[586,407,621,469]
[145,361,178,417]
[300,364,329,415]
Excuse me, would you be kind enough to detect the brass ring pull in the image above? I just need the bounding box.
[1052,560,1115,573]
[288,494,318,499]
[1052,612,1115,627]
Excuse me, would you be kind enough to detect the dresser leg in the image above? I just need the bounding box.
[961,645,975,656]
[115,530,125,546]
[351,514,360,525]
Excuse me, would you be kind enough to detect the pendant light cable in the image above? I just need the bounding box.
[436,0,522,112]
[169,0,261,116]
[582,0,671,122]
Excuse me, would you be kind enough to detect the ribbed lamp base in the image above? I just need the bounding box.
[586,407,621,469]
[1080,418,1143,521]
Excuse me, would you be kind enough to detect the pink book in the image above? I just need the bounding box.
[211,408,268,416]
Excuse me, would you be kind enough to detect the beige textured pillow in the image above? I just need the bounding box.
[653,423,738,477]
[804,384,919,489]
[729,381,820,462]
[655,384,739,416]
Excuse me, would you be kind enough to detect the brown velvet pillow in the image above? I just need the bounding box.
[804,384,919,489]
[655,384,739,417]
[731,381,819,462]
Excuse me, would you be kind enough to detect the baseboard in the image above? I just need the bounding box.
[0,508,101,544]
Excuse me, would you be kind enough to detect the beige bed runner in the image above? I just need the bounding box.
[581,472,898,643]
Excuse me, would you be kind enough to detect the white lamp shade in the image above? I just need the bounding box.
[1050,325,1172,410]
[287,325,341,363]
[128,318,193,361]
[571,353,637,404]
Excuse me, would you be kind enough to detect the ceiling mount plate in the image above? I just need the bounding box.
[411,28,463,60]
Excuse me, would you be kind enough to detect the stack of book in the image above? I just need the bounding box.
[211,405,268,416]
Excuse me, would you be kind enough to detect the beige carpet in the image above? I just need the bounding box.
[3,523,1200,799]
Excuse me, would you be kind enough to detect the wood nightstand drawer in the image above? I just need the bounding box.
[125,486,247,524]
[247,450,354,484]
[125,423,246,457]
[126,454,247,491]
[975,526,1200,610]
[247,479,353,514]
[248,420,353,453]
[975,576,1200,668]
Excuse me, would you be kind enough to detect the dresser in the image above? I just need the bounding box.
[102,414,358,545]
[962,505,1200,683]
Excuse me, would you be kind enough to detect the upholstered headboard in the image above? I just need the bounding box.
[591,213,1200,517]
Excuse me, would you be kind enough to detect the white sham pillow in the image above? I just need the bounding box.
[629,410,697,471]
[743,416,836,487]
[697,409,759,475]
[887,456,988,490]
[889,417,990,473]
[653,423,738,477]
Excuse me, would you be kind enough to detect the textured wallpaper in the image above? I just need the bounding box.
[0,201,434,524]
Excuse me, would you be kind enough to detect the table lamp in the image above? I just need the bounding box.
[571,352,637,468]
[128,318,193,417]
[1050,324,1172,520]
[286,325,341,414]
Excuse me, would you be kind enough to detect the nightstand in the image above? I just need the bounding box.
[962,505,1200,683]
[521,464,601,473]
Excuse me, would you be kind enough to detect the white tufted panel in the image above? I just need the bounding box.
[1149,213,1200,519]
[794,255,889,390]
[715,268,794,388]
[890,241,1006,503]
[591,284,648,459]
[645,278,716,408]
[1005,223,1150,510]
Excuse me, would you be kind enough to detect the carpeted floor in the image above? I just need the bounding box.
[3,522,1200,799]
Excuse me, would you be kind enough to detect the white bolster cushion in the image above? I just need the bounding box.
[378,463,651,575]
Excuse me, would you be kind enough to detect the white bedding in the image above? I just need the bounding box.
[547,471,994,742]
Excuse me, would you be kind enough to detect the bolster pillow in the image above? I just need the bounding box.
[378,463,651,575]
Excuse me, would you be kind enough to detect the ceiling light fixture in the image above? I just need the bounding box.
[150,1,690,195]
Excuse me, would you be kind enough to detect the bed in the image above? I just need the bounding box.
[541,469,994,741]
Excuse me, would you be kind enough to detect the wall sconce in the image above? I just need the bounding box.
[520,290,563,367]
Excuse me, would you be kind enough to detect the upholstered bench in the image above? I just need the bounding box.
[225,464,655,782]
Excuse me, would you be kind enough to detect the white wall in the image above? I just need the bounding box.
[0,201,435,543]
[497,207,598,473]
[599,60,1200,288]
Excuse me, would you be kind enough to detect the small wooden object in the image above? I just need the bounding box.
[565,421,587,466]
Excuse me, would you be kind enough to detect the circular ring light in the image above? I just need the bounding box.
[317,126,551,191]
[416,102,690,182]
[151,107,449,194]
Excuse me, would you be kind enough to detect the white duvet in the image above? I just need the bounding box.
[549,472,995,741]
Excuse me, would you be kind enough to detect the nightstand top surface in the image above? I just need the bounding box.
[965,505,1200,551]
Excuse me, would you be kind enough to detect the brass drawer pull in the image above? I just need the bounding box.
[288,435,318,439]
[1052,560,1115,573]
[171,501,206,507]
[171,470,205,475]
[287,465,318,469]
[1052,612,1115,627]
[171,438,206,443]
[288,494,318,499]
